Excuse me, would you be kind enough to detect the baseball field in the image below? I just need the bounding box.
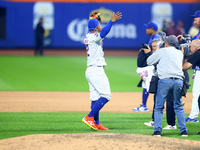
[0,50,200,150]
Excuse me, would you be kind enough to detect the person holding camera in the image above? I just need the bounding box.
[147,35,187,137]
[178,10,200,123]
[133,22,160,112]
[144,37,182,130]
[183,39,200,135]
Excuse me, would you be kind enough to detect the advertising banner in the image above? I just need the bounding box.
[0,2,200,49]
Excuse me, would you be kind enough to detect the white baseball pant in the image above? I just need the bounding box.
[136,65,155,91]
[189,70,200,119]
[85,66,111,101]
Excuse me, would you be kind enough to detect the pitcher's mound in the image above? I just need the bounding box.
[1,133,200,150]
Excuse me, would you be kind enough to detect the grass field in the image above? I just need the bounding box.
[0,112,200,141]
[0,56,194,92]
[0,56,198,141]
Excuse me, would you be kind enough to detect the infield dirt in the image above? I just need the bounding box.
[0,91,200,150]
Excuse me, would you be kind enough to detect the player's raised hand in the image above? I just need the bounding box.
[111,11,122,22]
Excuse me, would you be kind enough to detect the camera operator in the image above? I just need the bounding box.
[143,36,186,130]
[133,22,160,112]
[146,35,187,137]
[177,10,200,123]
[182,39,200,135]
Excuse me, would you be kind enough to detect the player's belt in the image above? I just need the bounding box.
[88,65,103,67]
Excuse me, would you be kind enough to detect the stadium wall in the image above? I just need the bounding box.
[0,0,200,49]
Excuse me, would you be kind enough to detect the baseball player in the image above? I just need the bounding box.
[178,10,200,123]
[133,22,160,112]
[82,12,122,131]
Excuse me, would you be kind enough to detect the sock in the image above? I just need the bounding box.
[142,88,149,106]
[88,97,109,120]
[91,101,99,125]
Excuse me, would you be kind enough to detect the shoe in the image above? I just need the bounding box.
[144,121,154,127]
[95,123,109,130]
[181,130,188,137]
[82,114,98,131]
[197,132,200,135]
[132,104,149,112]
[185,117,199,122]
[152,131,161,137]
[163,124,177,130]
[181,100,185,106]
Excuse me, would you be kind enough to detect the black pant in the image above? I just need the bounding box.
[35,39,44,56]
[166,92,176,126]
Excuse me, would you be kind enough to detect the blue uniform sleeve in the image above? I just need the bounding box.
[100,20,113,38]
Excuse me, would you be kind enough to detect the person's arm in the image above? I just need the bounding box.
[182,62,193,71]
[100,20,113,38]
[137,50,148,67]
[100,11,122,38]
[147,50,161,66]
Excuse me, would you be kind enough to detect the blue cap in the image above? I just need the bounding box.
[88,19,100,31]
[191,10,200,18]
[144,22,158,31]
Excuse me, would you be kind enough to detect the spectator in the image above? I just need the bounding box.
[175,20,185,36]
[166,21,175,36]
[35,17,45,56]
[162,20,168,33]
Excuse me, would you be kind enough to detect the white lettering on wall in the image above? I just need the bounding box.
[67,18,137,42]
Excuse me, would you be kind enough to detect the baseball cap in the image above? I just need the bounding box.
[191,10,200,18]
[88,19,100,31]
[144,22,158,31]
[165,35,179,47]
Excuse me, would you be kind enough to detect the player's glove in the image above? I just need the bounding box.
[89,11,102,23]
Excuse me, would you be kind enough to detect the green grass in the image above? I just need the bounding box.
[0,55,197,141]
[0,56,194,92]
[0,112,199,141]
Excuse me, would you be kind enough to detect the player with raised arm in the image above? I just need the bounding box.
[82,12,122,131]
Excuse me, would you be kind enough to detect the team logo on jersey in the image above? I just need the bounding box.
[89,7,113,23]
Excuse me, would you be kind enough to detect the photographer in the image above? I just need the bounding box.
[133,22,160,112]
[177,10,200,123]
[144,36,183,130]
[182,39,200,135]
[147,35,188,137]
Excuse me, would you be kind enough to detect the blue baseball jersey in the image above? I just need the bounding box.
[191,29,200,41]
[148,33,160,45]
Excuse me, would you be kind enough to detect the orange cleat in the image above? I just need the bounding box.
[82,114,98,131]
[95,123,109,131]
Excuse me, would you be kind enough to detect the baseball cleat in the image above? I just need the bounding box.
[95,123,109,130]
[163,124,177,130]
[82,114,98,131]
[132,104,149,112]
[185,117,199,122]
[144,121,154,127]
